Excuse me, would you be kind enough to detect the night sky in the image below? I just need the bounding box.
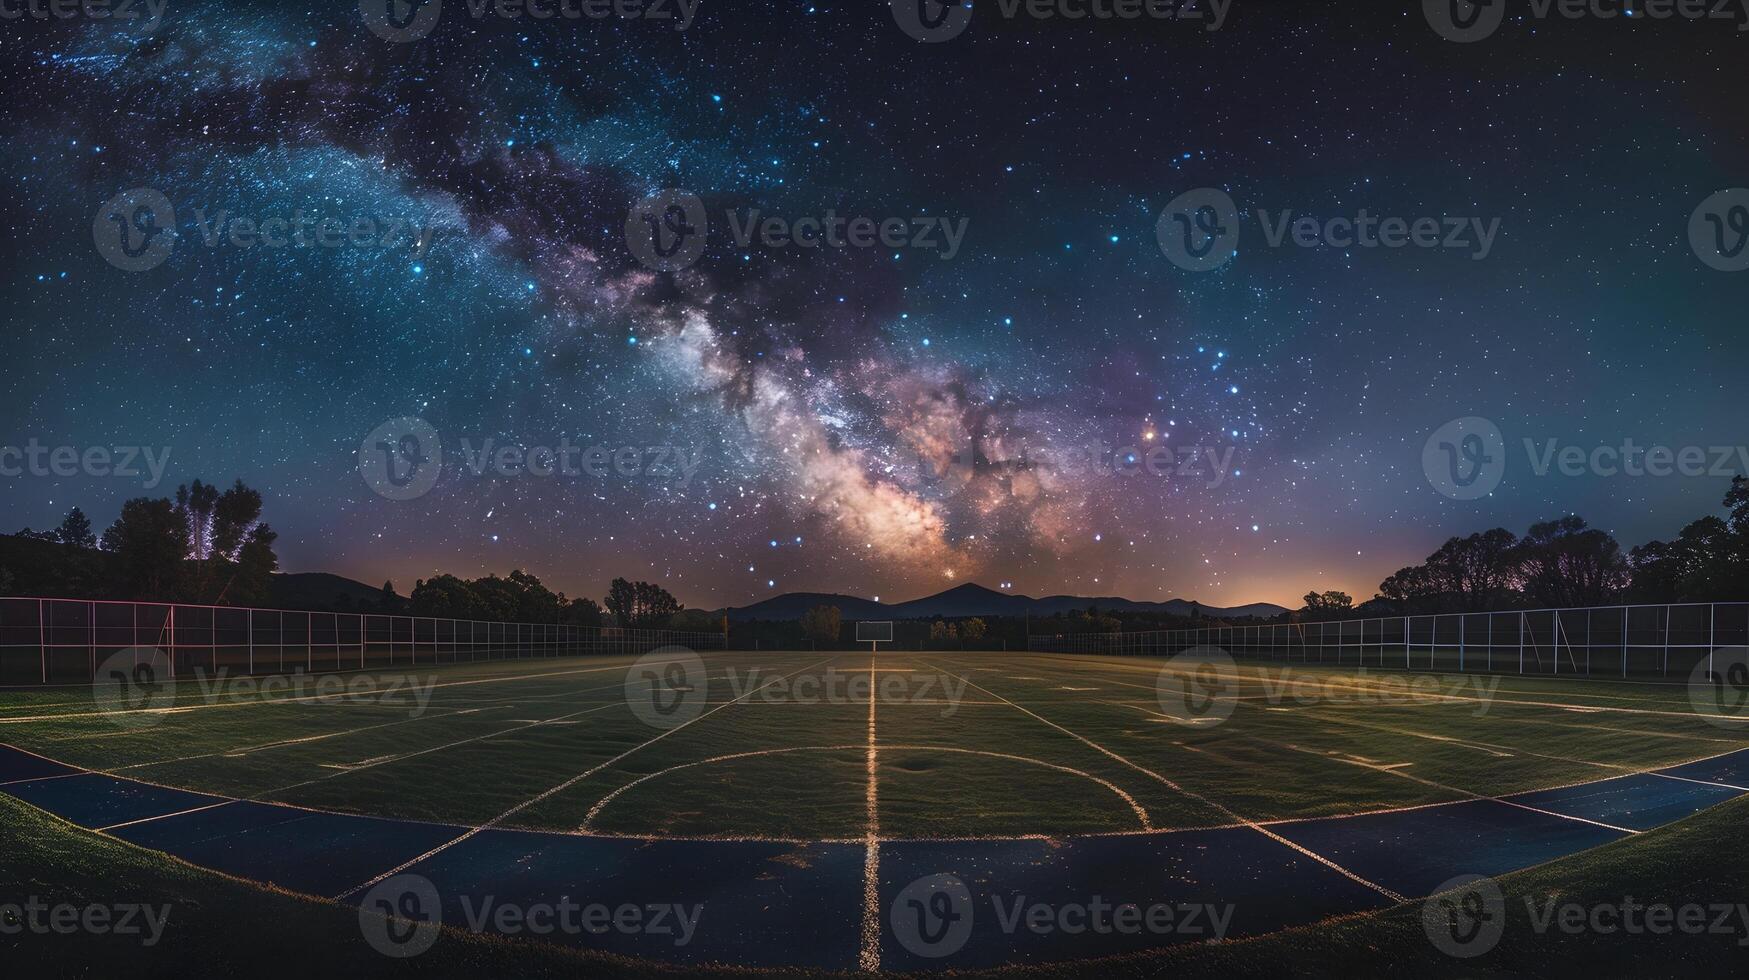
[2,1,1746,610]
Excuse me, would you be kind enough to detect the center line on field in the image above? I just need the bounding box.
[332,657,832,902]
[923,661,1409,905]
[859,653,882,973]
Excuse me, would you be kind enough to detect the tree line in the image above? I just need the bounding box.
[3,490,704,631]
[1300,477,1749,618]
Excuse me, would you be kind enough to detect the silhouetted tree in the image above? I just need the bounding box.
[1302,591,1354,616]
[604,578,682,629]
[102,498,189,600]
[1516,516,1630,608]
[54,507,96,550]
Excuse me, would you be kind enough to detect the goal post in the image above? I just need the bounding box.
[855,621,894,652]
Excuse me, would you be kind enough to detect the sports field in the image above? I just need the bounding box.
[3,650,1746,839]
[4,650,1748,971]
[1,651,1743,840]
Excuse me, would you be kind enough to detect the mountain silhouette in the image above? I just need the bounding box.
[722,582,1287,622]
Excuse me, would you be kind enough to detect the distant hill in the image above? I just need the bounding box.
[723,582,1286,622]
[268,572,390,612]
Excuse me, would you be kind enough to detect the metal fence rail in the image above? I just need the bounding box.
[1026,601,1749,679]
[0,596,727,685]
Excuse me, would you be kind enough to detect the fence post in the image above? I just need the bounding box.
[38,598,46,683]
[248,607,254,675]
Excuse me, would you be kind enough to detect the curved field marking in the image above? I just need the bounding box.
[578,744,1154,834]
[332,657,834,902]
[922,661,1409,905]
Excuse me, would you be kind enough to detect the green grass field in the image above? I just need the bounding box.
[5,645,1749,977]
[2,650,1743,841]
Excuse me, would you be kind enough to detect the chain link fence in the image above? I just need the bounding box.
[0,596,726,685]
[1026,601,1749,679]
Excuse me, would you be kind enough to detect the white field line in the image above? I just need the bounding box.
[860,655,881,973]
[331,657,833,901]
[921,661,1408,905]
[104,670,751,774]
[1264,740,1640,836]
[90,700,628,833]
[1648,771,1749,793]
[1079,669,1749,777]
[1015,652,1749,723]
[1099,678,1749,829]
[0,657,701,726]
